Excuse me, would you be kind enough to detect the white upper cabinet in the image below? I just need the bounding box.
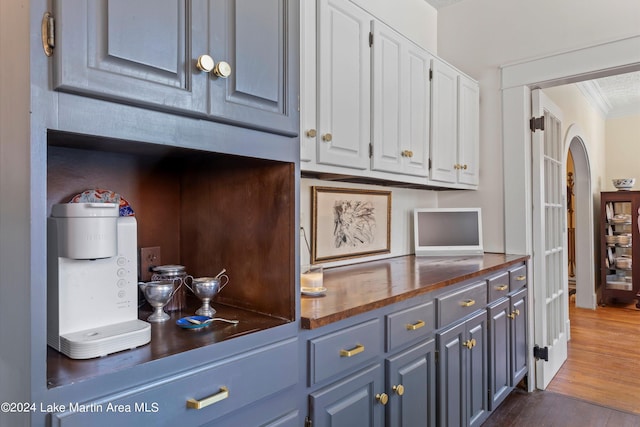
[430,58,459,183]
[300,0,479,189]
[430,58,479,186]
[371,20,431,177]
[315,0,371,170]
[457,74,480,186]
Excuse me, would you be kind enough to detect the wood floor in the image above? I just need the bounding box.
[483,298,640,426]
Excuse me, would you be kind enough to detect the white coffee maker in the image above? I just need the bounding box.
[47,202,150,359]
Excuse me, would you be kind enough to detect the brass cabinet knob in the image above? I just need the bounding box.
[213,61,232,78]
[196,54,215,73]
[322,133,333,142]
[392,384,405,396]
[305,129,317,138]
[462,164,468,170]
[376,393,389,405]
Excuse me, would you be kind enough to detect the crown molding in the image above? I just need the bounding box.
[575,80,610,118]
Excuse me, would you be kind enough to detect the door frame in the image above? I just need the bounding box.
[501,35,640,391]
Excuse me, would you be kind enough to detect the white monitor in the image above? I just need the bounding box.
[413,208,483,256]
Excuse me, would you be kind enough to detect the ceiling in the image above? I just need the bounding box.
[423,0,640,119]
[577,72,640,119]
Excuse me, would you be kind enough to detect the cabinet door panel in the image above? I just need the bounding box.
[54,0,207,114]
[430,59,458,184]
[386,339,436,427]
[457,75,479,186]
[317,0,371,169]
[310,364,384,427]
[209,0,296,135]
[371,21,403,174]
[488,299,511,410]
[510,288,528,385]
[437,322,465,427]
[404,45,431,176]
[467,311,489,427]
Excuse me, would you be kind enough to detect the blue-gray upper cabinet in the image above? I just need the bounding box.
[52,0,298,136]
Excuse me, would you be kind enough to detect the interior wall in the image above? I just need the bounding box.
[436,0,640,253]
[542,84,607,194]
[349,0,438,52]
[604,113,640,190]
[300,178,438,268]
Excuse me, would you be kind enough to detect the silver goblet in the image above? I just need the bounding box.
[185,275,229,317]
[139,280,176,322]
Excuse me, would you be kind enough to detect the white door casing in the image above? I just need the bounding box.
[531,89,568,389]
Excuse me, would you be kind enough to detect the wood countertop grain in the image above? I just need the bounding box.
[300,253,529,329]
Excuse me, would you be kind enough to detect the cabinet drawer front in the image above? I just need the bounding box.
[437,281,487,327]
[386,301,435,351]
[487,271,510,303]
[509,265,527,291]
[309,319,382,385]
[52,338,298,427]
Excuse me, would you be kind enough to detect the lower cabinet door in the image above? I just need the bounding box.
[437,309,488,427]
[466,311,488,427]
[386,338,436,427]
[510,288,528,386]
[309,363,385,427]
[488,298,511,410]
[437,321,466,427]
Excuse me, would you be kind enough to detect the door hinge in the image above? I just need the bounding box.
[428,158,432,170]
[369,32,373,47]
[530,116,544,132]
[41,12,55,57]
[305,416,313,427]
[435,349,439,364]
[533,345,549,361]
[369,143,373,158]
[429,69,433,80]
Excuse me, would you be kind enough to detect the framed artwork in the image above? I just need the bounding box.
[311,186,391,263]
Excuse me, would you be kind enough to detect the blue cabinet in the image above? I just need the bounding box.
[309,364,385,427]
[53,0,298,136]
[386,338,437,427]
[436,309,489,427]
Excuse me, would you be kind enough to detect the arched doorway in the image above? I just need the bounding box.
[565,125,597,309]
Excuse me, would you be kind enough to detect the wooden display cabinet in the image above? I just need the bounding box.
[600,191,640,308]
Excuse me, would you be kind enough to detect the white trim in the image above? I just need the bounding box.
[565,125,597,310]
[501,35,640,90]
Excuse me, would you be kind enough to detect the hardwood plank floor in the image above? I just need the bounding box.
[483,298,640,425]
[547,300,640,414]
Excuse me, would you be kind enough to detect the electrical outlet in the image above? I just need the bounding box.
[139,247,161,281]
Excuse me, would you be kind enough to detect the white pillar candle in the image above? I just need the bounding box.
[301,272,323,288]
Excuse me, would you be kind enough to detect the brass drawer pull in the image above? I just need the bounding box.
[406,320,425,331]
[340,344,365,357]
[496,284,508,291]
[461,299,476,307]
[187,386,229,409]
[516,275,526,281]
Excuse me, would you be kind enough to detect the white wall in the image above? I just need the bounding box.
[436,0,640,252]
[300,178,438,268]
[542,84,607,193]
[349,0,438,52]
[605,113,640,190]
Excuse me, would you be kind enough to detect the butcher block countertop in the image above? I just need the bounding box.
[300,253,529,329]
